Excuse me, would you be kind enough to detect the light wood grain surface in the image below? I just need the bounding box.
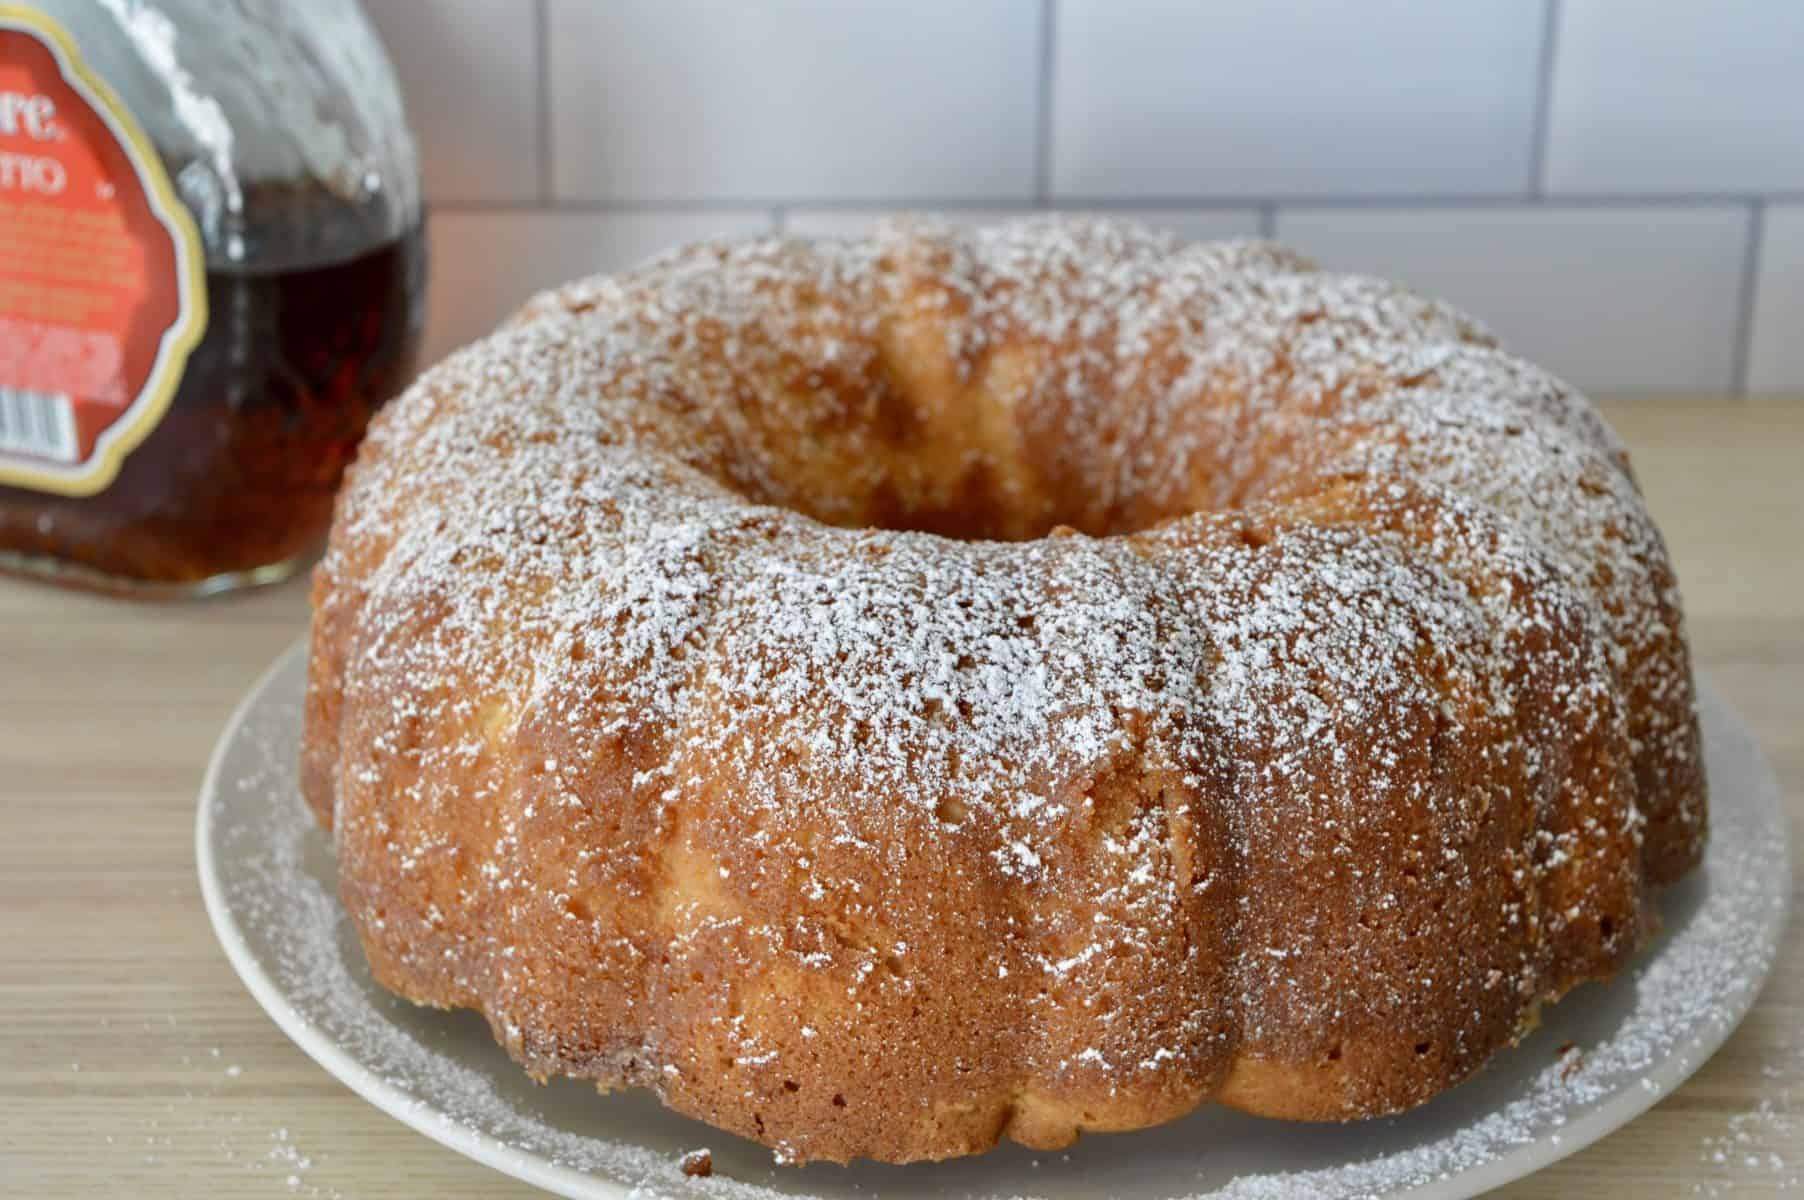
[2,400,1799,1198]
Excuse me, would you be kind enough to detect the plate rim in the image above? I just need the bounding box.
[196,639,633,1200]
[196,637,1793,1200]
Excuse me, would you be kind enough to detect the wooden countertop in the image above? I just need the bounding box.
[3,400,1800,1198]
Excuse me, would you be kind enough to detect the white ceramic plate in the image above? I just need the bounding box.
[198,641,1790,1200]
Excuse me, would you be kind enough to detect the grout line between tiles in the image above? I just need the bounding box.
[534,0,553,205]
[1526,0,1561,197]
[1135,191,1798,210]
[1730,201,1767,399]
[429,193,1799,218]
[1034,0,1056,204]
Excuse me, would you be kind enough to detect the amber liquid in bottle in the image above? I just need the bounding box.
[0,213,425,596]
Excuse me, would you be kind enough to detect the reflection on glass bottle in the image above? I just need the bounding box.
[0,0,426,595]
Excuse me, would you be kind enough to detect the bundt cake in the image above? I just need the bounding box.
[300,218,1706,1165]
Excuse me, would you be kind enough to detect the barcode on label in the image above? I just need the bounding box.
[0,386,79,464]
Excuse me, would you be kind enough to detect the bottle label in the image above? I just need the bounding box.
[0,4,205,496]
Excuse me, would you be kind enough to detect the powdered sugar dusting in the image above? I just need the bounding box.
[208,651,1786,1199]
[299,218,1709,1164]
[332,218,1698,846]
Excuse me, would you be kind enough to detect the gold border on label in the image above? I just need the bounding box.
[0,2,208,496]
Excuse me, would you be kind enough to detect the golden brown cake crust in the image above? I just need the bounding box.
[301,220,1705,1165]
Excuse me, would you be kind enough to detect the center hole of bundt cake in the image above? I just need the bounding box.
[727,392,1203,543]
[707,312,1226,541]
[749,458,1176,543]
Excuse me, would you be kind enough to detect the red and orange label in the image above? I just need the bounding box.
[0,3,205,495]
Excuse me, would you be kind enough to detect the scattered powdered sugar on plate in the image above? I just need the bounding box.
[199,647,1789,1200]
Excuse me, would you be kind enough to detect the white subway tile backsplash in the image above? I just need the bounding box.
[1275,205,1750,395]
[422,210,772,362]
[1543,1,1804,196]
[1051,1,1543,199]
[546,1,1040,204]
[1747,206,1804,397]
[783,208,1263,242]
[363,0,541,205]
[364,0,1803,396]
